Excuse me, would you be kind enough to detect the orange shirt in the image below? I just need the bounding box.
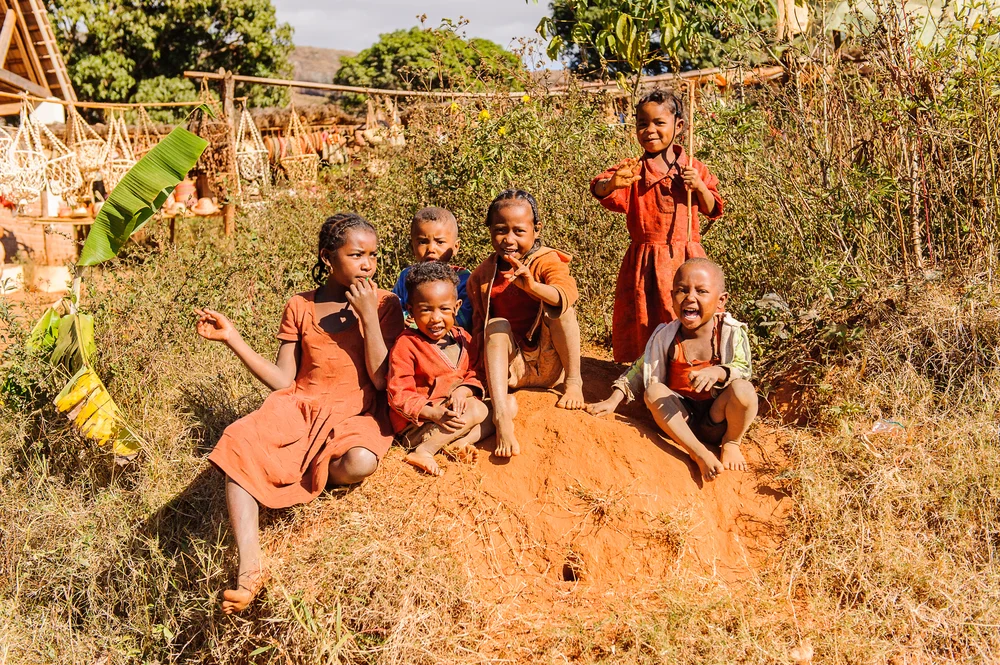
[489,262,541,347]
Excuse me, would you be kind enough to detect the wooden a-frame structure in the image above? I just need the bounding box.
[0,0,74,114]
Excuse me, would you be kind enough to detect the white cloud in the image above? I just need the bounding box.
[272,0,556,67]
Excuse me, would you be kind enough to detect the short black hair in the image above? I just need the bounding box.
[485,189,540,228]
[405,261,459,304]
[676,257,726,290]
[635,88,684,119]
[411,206,458,235]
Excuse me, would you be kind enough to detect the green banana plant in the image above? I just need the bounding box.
[27,121,209,458]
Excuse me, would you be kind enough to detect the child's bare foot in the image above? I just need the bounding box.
[692,449,725,482]
[405,450,443,476]
[721,442,747,471]
[444,443,480,464]
[221,568,267,615]
[556,380,585,410]
[494,418,520,457]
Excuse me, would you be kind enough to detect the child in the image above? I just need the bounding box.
[392,206,473,331]
[591,88,725,363]
[587,258,757,481]
[467,189,585,458]
[195,213,404,614]
[388,261,493,476]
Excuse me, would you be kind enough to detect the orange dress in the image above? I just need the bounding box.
[209,290,404,509]
[591,145,724,363]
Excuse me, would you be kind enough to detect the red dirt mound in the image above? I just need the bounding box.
[371,357,793,611]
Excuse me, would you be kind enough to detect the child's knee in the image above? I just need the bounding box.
[340,447,378,478]
[485,318,513,343]
[728,379,758,409]
[466,397,489,424]
[544,304,578,325]
[644,381,671,408]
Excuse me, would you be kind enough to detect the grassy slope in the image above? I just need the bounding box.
[2,68,1000,662]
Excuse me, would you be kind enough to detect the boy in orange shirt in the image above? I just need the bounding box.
[467,189,585,458]
[387,261,492,476]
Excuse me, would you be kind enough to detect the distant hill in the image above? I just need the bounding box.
[289,46,355,84]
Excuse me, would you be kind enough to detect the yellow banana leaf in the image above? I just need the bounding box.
[54,365,142,458]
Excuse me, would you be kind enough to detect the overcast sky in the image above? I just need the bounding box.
[271,0,556,67]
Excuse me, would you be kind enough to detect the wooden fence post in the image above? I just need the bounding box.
[220,68,237,237]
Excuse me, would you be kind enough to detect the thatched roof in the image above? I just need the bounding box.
[0,0,75,114]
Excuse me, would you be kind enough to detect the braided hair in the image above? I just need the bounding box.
[635,88,684,119]
[311,212,377,286]
[485,189,540,229]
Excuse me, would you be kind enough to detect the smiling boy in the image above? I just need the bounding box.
[587,258,757,481]
[392,206,473,331]
[387,261,493,476]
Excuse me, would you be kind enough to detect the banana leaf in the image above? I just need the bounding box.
[50,312,96,373]
[26,305,62,355]
[78,126,208,267]
[54,365,143,457]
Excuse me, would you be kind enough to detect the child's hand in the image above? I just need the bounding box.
[681,165,706,194]
[448,386,473,416]
[347,277,380,324]
[585,389,624,418]
[194,308,238,344]
[688,366,727,393]
[608,158,641,190]
[505,256,536,293]
[429,404,466,432]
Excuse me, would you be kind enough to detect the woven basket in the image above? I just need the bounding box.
[280,153,318,186]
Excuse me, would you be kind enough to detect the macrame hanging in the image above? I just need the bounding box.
[360,97,387,146]
[7,103,47,204]
[235,103,269,183]
[386,96,405,149]
[101,111,136,193]
[0,126,14,199]
[132,106,161,159]
[187,79,232,178]
[35,119,83,197]
[280,104,318,186]
[66,105,106,179]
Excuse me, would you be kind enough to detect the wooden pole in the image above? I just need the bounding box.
[220,68,237,237]
[686,81,695,243]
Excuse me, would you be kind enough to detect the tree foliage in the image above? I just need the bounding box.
[47,0,294,107]
[537,0,775,80]
[334,27,524,92]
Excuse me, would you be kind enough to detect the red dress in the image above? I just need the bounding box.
[209,290,404,509]
[591,145,724,363]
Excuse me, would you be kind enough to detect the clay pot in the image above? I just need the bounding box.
[174,179,197,207]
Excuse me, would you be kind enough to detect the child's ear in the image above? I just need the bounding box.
[717,291,728,312]
[454,298,463,313]
[320,248,333,268]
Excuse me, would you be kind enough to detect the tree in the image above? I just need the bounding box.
[536,0,775,82]
[334,27,524,92]
[47,0,294,108]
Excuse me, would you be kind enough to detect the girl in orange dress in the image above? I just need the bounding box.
[195,213,404,614]
[591,88,725,363]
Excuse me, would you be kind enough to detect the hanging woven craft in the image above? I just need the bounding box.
[132,106,161,159]
[101,112,136,193]
[67,106,106,179]
[35,119,84,197]
[280,104,318,186]
[186,80,233,180]
[360,97,387,146]
[386,97,406,149]
[0,126,14,199]
[7,104,47,204]
[235,103,269,183]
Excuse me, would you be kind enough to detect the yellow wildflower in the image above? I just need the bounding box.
[498,125,508,136]
[479,109,490,122]
[449,101,459,112]
[522,94,531,103]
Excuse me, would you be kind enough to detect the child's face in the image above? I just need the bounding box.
[488,202,537,261]
[321,228,378,287]
[409,280,460,341]
[410,219,459,264]
[635,101,683,155]
[671,264,727,332]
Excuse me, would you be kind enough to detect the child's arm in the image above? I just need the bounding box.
[592,159,641,199]
[681,161,724,234]
[347,280,398,391]
[586,358,642,417]
[506,256,561,307]
[195,308,298,391]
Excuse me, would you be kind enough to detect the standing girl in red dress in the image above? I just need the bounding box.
[591,88,725,363]
[195,213,404,614]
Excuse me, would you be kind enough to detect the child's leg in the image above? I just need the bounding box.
[709,379,759,471]
[442,397,495,464]
[222,476,265,614]
[328,448,379,485]
[484,318,520,457]
[547,306,585,410]
[644,382,724,482]
[405,398,491,476]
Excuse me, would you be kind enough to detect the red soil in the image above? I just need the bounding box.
[371,356,792,612]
